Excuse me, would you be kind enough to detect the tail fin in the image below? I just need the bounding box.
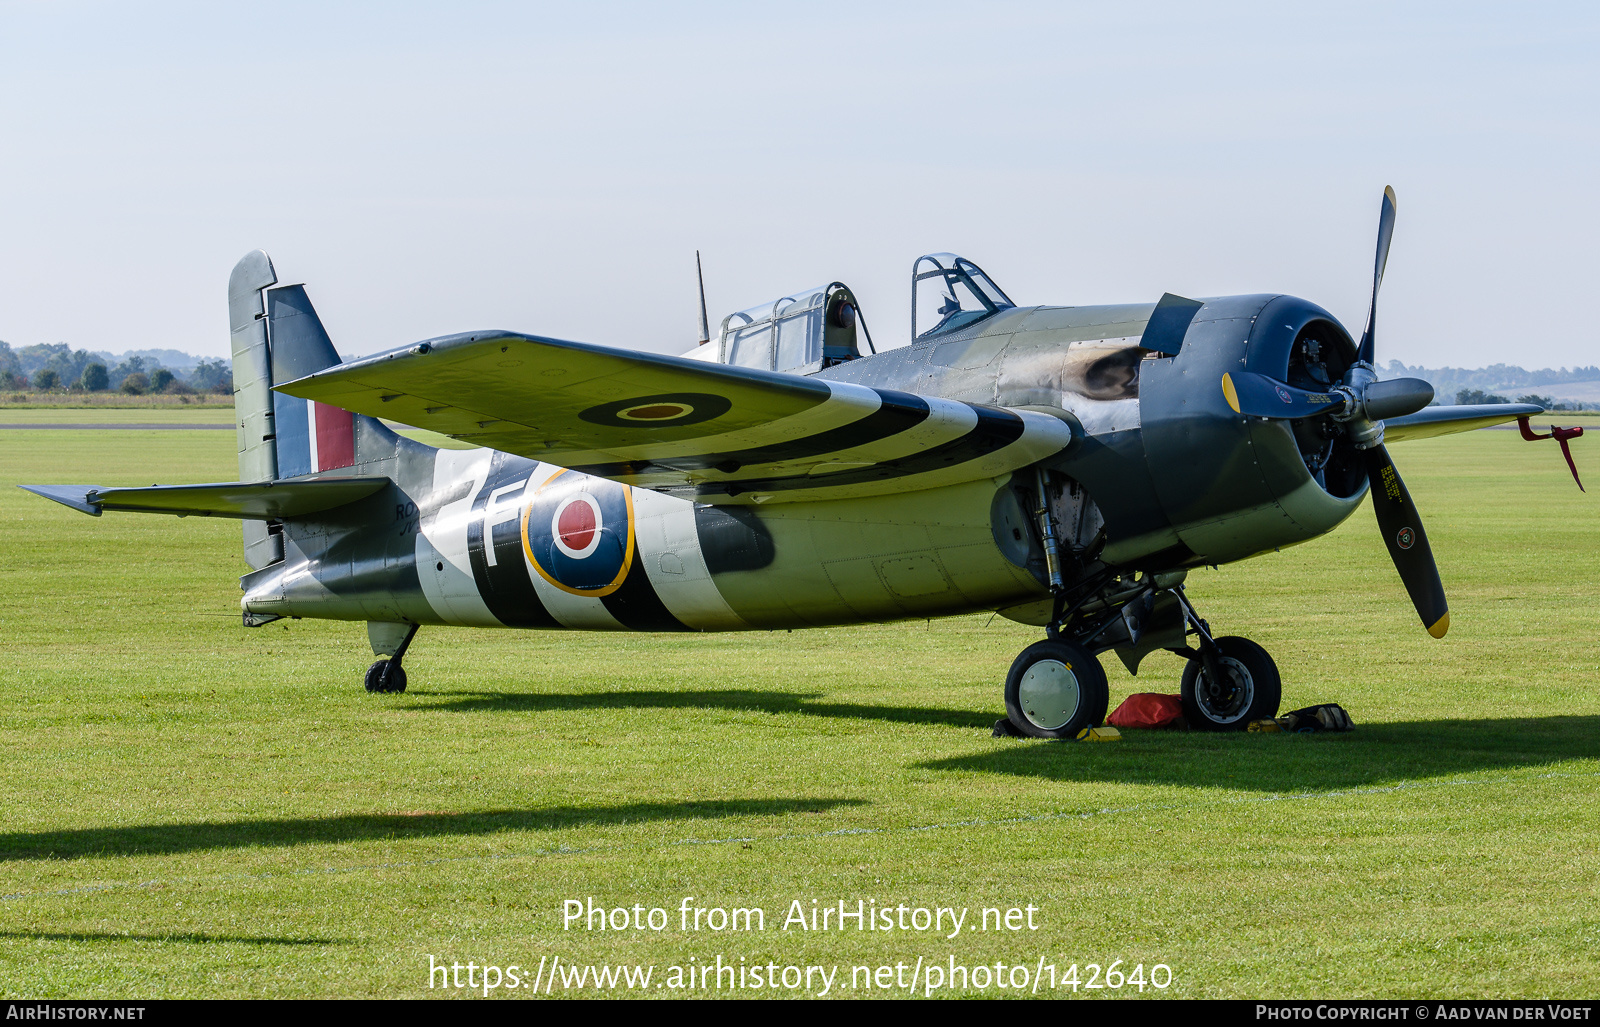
[227,250,415,569]
[229,250,278,485]
[229,251,281,568]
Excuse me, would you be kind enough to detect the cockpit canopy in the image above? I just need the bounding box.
[912,253,1015,341]
[719,282,869,373]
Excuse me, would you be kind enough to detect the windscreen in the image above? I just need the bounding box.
[912,254,1014,340]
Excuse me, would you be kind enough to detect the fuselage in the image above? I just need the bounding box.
[241,292,1371,632]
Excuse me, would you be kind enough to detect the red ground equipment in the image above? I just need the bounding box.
[1107,693,1185,730]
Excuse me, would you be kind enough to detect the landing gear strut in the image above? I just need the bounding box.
[365,623,419,694]
[996,469,1280,736]
[1168,590,1281,731]
[997,469,1116,739]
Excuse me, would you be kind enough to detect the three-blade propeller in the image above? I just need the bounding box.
[1220,187,1450,638]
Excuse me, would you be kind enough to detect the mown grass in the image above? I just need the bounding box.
[0,425,1595,999]
[0,408,234,424]
[1,393,232,409]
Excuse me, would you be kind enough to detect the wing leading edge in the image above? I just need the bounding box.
[275,332,1077,504]
[1383,403,1544,442]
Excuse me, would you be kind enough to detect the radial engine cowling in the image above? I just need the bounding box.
[1136,294,1371,566]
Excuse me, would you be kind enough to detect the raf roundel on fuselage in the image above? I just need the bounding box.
[521,471,635,597]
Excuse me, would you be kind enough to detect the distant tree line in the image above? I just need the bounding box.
[0,341,231,395]
[1452,388,1567,410]
[1388,361,1599,411]
[3,339,1593,408]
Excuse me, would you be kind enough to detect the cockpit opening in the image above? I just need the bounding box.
[912,253,1015,341]
[718,282,872,374]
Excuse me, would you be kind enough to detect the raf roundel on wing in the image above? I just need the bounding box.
[578,391,733,428]
[521,471,635,596]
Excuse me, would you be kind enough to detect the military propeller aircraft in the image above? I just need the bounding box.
[23,189,1586,738]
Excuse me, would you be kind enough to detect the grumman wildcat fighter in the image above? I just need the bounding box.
[23,189,1585,738]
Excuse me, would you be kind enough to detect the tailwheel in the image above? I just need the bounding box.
[363,622,418,695]
[1003,639,1109,740]
[364,659,407,694]
[1179,636,1280,731]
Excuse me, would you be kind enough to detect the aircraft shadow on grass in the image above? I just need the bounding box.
[0,797,864,863]
[922,716,1600,793]
[0,931,341,946]
[403,691,1600,796]
[409,689,998,730]
[408,693,1600,793]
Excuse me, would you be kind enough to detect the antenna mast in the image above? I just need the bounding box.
[695,250,711,347]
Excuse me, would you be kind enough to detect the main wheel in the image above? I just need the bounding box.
[1179,636,1279,731]
[364,659,407,694]
[1003,640,1109,740]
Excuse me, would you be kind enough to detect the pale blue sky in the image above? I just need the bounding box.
[0,1,1594,367]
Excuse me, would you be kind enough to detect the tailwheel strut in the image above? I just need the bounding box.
[365,623,419,694]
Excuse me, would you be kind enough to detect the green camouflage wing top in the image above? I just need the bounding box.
[275,331,1077,505]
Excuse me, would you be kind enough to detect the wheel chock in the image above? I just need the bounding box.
[1075,725,1121,742]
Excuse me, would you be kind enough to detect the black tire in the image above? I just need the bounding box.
[364,659,407,694]
[1003,640,1109,740]
[1180,636,1280,731]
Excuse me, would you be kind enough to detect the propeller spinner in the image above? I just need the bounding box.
[1220,187,1449,638]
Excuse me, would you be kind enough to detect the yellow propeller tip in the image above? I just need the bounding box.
[1427,612,1449,639]
[1221,373,1241,414]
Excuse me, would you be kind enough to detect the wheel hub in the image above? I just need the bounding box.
[1017,659,1082,731]
[1197,656,1253,723]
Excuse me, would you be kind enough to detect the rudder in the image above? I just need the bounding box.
[227,250,412,570]
[268,285,352,478]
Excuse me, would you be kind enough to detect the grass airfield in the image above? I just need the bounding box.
[0,421,1596,999]
[1,393,233,410]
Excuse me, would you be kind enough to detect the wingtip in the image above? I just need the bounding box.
[1221,373,1242,414]
[17,484,104,516]
[1427,611,1449,639]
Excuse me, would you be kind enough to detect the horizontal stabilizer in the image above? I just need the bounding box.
[1383,404,1544,443]
[19,477,390,519]
[274,331,1075,504]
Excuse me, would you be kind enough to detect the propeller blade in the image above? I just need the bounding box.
[1364,443,1449,637]
[1222,371,1346,419]
[1356,186,1398,365]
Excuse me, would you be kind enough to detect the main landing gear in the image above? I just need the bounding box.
[365,622,419,694]
[998,469,1279,738]
[999,579,1281,738]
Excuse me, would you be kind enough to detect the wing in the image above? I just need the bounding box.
[274,331,1077,504]
[1383,403,1544,443]
[19,477,390,518]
